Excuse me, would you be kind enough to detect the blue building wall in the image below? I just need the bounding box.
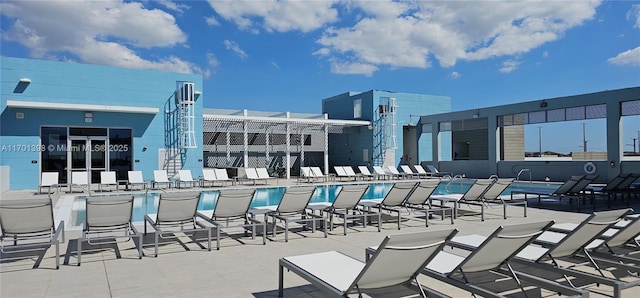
[322,90,451,167]
[0,57,203,190]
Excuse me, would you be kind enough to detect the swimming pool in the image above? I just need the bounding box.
[66,180,560,227]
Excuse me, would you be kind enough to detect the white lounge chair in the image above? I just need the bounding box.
[310,184,380,235]
[403,179,454,226]
[0,198,65,269]
[176,169,196,188]
[357,166,376,180]
[244,168,265,185]
[310,167,330,182]
[152,170,173,189]
[197,189,265,250]
[214,168,233,186]
[39,172,59,195]
[127,170,147,190]
[201,168,217,187]
[421,221,588,297]
[70,171,89,193]
[257,186,327,242]
[143,192,211,256]
[342,166,361,181]
[430,178,494,220]
[76,195,142,265]
[372,166,390,180]
[256,168,275,184]
[386,166,407,179]
[360,182,417,230]
[99,171,118,192]
[299,167,315,183]
[412,164,433,178]
[278,229,458,297]
[400,165,419,179]
[333,166,351,181]
[454,209,639,298]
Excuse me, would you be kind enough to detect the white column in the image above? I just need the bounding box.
[285,112,291,179]
[225,130,231,167]
[324,116,329,175]
[243,110,248,168]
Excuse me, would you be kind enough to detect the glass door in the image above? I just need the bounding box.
[68,136,108,186]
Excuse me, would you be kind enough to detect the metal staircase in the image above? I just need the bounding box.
[372,97,398,167]
[176,81,197,149]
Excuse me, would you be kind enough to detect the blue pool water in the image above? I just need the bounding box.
[70,180,560,226]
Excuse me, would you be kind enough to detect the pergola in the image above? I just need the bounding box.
[203,109,370,179]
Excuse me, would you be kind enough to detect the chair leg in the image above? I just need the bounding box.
[55,241,60,269]
[77,238,82,266]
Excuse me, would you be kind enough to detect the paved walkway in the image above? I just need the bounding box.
[1,179,639,297]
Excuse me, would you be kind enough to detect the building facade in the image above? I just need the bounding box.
[322,90,451,169]
[1,57,203,190]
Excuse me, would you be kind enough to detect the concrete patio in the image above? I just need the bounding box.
[1,179,639,297]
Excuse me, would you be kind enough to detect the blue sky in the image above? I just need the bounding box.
[2,0,639,154]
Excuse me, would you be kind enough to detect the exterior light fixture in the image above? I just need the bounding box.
[540,100,548,108]
[84,112,93,123]
[19,78,31,84]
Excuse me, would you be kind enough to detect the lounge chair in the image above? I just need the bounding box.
[430,178,494,219]
[506,209,640,298]
[310,167,331,182]
[256,167,275,184]
[201,168,217,187]
[38,172,59,195]
[372,165,391,180]
[310,184,381,235]
[299,167,315,183]
[425,164,451,177]
[99,171,118,192]
[360,182,417,230]
[412,164,433,178]
[279,229,459,297]
[595,173,640,206]
[196,189,265,250]
[357,166,376,180]
[342,166,362,181]
[259,186,327,242]
[386,165,408,179]
[70,171,89,193]
[76,195,142,265]
[400,165,419,179]
[0,198,65,269]
[461,178,523,221]
[422,221,588,297]
[403,179,454,226]
[176,169,196,188]
[550,213,640,265]
[244,168,266,185]
[143,192,211,257]
[213,168,233,186]
[152,170,172,189]
[333,166,354,181]
[127,170,147,190]
[512,175,596,211]
[566,174,599,209]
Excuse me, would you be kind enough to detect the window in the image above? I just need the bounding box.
[353,99,362,118]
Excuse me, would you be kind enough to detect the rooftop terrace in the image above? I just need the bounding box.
[1,178,639,297]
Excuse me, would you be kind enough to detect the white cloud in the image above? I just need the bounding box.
[629,4,640,29]
[608,47,640,66]
[207,0,339,33]
[330,59,378,77]
[0,0,199,74]
[223,40,249,59]
[316,0,600,75]
[153,0,189,14]
[205,16,220,27]
[543,50,549,58]
[499,59,521,73]
[450,71,461,79]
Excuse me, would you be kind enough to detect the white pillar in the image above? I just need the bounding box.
[285,112,291,179]
[324,116,329,175]
[243,110,248,168]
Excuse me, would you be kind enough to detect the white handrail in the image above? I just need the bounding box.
[516,168,531,183]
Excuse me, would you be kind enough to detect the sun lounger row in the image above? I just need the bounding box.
[280,208,640,298]
[0,180,460,269]
[300,164,445,183]
[38,168,278,194]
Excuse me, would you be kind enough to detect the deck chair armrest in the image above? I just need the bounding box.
[143,215,161,232]
[53,220,65,243]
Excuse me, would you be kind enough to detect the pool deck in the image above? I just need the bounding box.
[1,178,639,297]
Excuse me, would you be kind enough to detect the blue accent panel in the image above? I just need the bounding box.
[322,89,451,166]
[1,57,203,190]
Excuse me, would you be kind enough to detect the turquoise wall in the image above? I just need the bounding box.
[322,90,451,167]
[0,57,203,190]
